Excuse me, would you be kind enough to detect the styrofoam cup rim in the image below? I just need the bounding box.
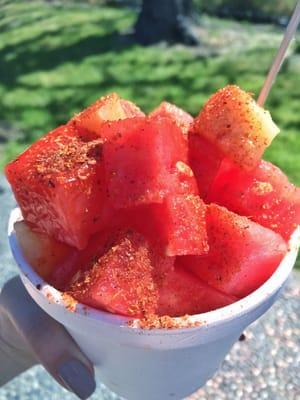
[8,208,300,333]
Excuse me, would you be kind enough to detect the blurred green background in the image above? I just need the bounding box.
[1,0,300,179]
[0,0,299,265]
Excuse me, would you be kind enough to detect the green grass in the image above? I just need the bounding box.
[1,1,299,268]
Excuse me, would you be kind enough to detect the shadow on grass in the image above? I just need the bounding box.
[0,27,136,87]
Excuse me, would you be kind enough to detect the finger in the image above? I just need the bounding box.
[0,311,36,386]
[1,277,96,399]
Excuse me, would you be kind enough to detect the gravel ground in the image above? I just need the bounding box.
[0,174,299,400]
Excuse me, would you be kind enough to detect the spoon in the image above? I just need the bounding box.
[257,0,300,106]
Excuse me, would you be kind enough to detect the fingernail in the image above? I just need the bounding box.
[58,359,96,399]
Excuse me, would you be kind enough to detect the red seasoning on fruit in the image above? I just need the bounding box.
[149,101,193,135]
[102,116,188,208]
[6,87,299,320]
[71,92,145,137]
[67,230,174,317]
[5,125,108,249]
[193,85,280,170]
[181,204,287,298]
[209,159,300,240]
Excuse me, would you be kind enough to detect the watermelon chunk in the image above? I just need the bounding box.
[149,102,193,135]
[102,116,189,208]
[193,85,279,170]
[208,159,300,241]
[182,204,287,298]
[28,223,127,290]
[49,228,115,290]
[14,221,78,281]
[155,195,208,256]
[171,160,199,195]
[188,133,223,198]
[93,194,207,257]
[67,230,174,317]
[71,93,144,137]
[5,125,109,249]
[7,90,297,320]
[157,265,236,317]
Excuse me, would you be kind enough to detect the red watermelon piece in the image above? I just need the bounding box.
[93,195,208,257]
[52,209,167,290]
[67,230,174,317]
[71,93,144,138]
[208,159,300,241]
[149,101,193,135]
[157,264,236,317]
[49,228,117,290]
[5,125,109,249]
[188,133,223,199]
[171,160,199,195]
[6,89,298,320]
[102,116,189,208]
[155,195,208,256]
[182,204,287,298]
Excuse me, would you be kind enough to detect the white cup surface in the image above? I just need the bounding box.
[8,208,300,400]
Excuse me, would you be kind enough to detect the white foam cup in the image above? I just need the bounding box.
[8,208,300,400]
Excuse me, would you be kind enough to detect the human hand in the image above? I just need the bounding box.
[0,276,96,399]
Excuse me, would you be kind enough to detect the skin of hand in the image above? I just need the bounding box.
[0,276,96,399]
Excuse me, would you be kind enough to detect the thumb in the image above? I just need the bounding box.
[1,276,96,400]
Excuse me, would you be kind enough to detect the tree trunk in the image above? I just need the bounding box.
[135,0,199,46]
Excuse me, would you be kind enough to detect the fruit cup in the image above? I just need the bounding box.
[8,208,300,400]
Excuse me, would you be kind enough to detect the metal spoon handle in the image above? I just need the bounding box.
[257,0,300,106]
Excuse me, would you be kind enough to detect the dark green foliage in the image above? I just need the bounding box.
[194,0,296,23]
